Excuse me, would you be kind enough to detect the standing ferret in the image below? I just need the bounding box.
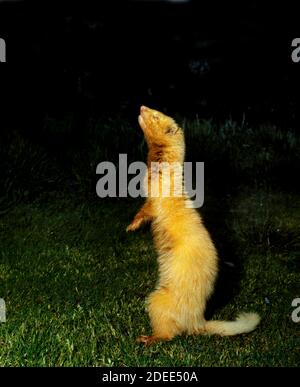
[127,106,260,346]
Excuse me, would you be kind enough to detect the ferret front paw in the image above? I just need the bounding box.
[126,218,142,232]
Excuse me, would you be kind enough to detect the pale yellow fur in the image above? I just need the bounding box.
[127,106,260,345]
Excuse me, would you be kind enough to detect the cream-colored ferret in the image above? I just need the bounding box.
[127,106,260,345]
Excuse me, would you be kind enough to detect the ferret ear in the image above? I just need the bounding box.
[165,125,180,135]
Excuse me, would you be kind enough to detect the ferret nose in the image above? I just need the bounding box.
[140,105,148,113]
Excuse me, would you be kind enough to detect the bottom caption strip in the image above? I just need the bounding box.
[101,370,199,384]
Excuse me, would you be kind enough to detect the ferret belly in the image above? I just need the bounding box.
[151,207,218,310]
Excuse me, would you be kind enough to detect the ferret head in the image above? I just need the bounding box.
[138,106,184,160]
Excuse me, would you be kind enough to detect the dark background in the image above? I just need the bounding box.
[0,0,300,133]
[0,0,299,203]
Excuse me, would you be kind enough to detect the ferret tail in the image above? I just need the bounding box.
[201,312,260,336]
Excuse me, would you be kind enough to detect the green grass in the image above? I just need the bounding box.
[0,189,299,366]
[0,117,299,366]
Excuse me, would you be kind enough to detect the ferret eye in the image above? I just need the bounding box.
[153,114,160,121]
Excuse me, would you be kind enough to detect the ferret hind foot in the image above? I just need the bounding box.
[136,334,171,346]
[136,335,158,346]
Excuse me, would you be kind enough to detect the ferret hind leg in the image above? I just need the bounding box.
[137,288,182,346]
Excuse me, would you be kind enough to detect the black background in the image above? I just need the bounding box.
[0,0,300,137]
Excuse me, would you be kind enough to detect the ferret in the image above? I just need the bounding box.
[127,105,260,346]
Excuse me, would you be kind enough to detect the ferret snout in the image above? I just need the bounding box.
[140,105,149,113]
